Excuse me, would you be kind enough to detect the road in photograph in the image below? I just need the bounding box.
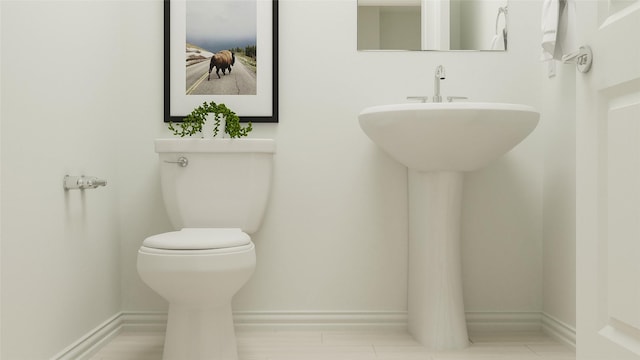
[186,59,256,95]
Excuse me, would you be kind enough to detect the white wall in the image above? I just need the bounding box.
[1,1,123,358]
[118,0,546,316]
[541,63,577,328]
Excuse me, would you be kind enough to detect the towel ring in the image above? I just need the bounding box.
[495,6,508,35]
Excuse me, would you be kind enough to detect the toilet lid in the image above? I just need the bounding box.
[143,228,251,250]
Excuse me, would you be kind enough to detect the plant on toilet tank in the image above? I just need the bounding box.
[168,101,253,138]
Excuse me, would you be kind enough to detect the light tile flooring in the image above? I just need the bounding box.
[89,329,575,360]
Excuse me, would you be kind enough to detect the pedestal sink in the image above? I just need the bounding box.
[358,102,539,351]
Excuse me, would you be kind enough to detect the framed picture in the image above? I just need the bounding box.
[164,0,278,123]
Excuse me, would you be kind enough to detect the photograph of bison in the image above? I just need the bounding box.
[184,0,257,95]
[207,49,235,80]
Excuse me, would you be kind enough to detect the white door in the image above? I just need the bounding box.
[576,0,640,358]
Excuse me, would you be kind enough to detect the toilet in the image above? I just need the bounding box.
[137,138,275,360]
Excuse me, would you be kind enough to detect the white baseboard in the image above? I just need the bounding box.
[466,311,576,348]
[466,311,543,333]
[116,310,408,332]
[233,311,408,331]
[51,313,122,360]
[55,310,574,359]
[120,311,168,332]
[120,311,551,333]
[541,312,576,348]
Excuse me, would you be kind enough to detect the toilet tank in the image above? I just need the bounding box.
[155,138,275,233]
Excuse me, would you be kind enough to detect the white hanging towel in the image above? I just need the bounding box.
[490,28,507,50]
[541,0,576,61]
[491,31,505,50]
[559,0,577,57]
[541,0,561,60]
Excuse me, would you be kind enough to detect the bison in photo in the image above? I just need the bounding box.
[207,50,236,80]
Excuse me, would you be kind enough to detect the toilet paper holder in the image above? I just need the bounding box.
[64,175,107,190]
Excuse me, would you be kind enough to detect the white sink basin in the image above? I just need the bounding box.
[358,102,540,172]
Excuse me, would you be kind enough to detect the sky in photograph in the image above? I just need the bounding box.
[186,0,257,53]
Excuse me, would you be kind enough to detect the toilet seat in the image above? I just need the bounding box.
[143,228,250,250]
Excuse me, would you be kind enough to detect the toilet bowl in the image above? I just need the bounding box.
[137,228,255,360]
[137,139,275,360]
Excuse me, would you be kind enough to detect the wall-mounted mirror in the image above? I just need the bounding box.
[357,0,508,51]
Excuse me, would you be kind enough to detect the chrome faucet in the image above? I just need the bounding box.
[433,65,446,103]
[406,65,465,103]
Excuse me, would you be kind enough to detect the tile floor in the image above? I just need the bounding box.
[89,329,575,360]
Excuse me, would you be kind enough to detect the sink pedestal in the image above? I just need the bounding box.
[408,170,469,350]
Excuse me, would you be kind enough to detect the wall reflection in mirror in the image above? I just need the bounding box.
[357,0,508,51]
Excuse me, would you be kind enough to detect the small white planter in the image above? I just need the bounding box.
[201,114,226,138]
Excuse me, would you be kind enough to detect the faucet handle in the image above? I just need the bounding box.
[446,96,468,102]
[407,96,429,103]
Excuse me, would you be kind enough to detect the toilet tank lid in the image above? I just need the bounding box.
[155,138,276,153]
[143,228,251,250]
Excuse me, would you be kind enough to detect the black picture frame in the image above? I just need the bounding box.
[164,0,279,123]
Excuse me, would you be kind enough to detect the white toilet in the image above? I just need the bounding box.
[137,138,275,360]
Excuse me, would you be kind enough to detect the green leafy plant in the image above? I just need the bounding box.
[168,101,252,138]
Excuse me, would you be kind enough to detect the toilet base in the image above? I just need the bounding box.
[162,304,238,360]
